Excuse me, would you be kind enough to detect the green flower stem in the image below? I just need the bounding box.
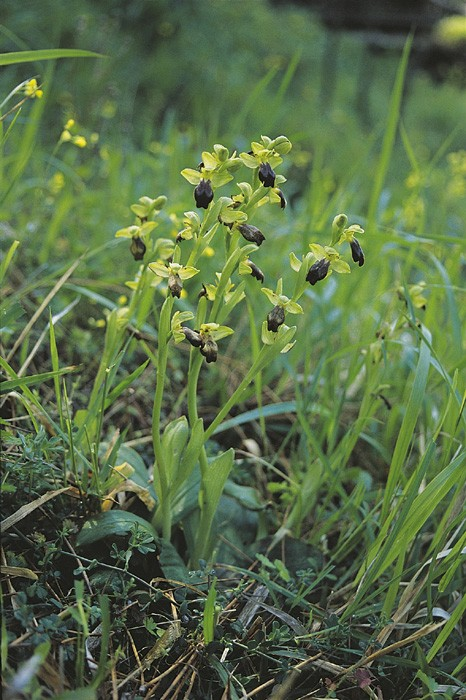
[242,183,266,215]
[185,298,211,563]
[186,222,219,269]
[187,351,204,426]
[151,295,174,537]
[204,326,296,442]
[209,243,256,323]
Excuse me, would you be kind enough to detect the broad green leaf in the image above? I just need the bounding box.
[161,416,190,484]
[158,538,190,582]
[172,418,204,494]
[76,511,158,547]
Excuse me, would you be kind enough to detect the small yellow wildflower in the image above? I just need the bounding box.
[203,246,215,257]
[60,129,72,143]
[49,172,65,194]
[118,295,128,305]
[24,79,43,99]
[64,119,75,130]
[72,135,87,148]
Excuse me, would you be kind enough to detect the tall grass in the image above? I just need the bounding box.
[1,8,465,697]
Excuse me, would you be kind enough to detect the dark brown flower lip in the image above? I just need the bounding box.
[130,236,146,261]
[200,338,218,363]
[267,305,285,332]
[168,274,183,298]
[258,161,276,188]
[238,224,265,246]
[306,258,330,285]
[350,238,365,267]
[182,327,203,347]
[194,178,214,209]
[248,261,265,283]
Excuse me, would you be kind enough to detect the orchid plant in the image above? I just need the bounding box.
[114,135,365,564]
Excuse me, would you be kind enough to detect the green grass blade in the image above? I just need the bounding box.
[366,34,413,230]
[381,334,431,523]
[0,363,78,393]
[425,592,466,663]
[104,359,150,408]
[0,49,105,66]
[202,577,217,644]
[0,240,19,286]
[48,309,63,430]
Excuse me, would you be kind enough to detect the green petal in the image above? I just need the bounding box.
[210,171,233,188]
[115,225,139,239]
[220,209,248,225]
[239,259,252,276]
[172,310,194,328]
[280,341,295,353]
[240,153,259,168]
[308,243,327,259]
[268,155,283,169]
[285,300,304,315]
[261,287,279,305]
[148,262,169,277]
[179,265,200,280]
[139,221,158,236]
[201,151,218,170]
[289,252,302,272]
[181,168,203,185]
[331,259,351,274]
[211,325,234,340]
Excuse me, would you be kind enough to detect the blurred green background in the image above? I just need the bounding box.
[2,0,465,217]
[1,0,465,380]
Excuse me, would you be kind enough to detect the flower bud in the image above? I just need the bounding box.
[267,305,285,332]
[130,236,146,261]
[194,179,214,208]
[350,238,365,267]
[182,327,203,347]
[258,162,276,187]
[306,258,331,285]
[168,273,183,298]
[200,338,218,363]
[238,224,265,246]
